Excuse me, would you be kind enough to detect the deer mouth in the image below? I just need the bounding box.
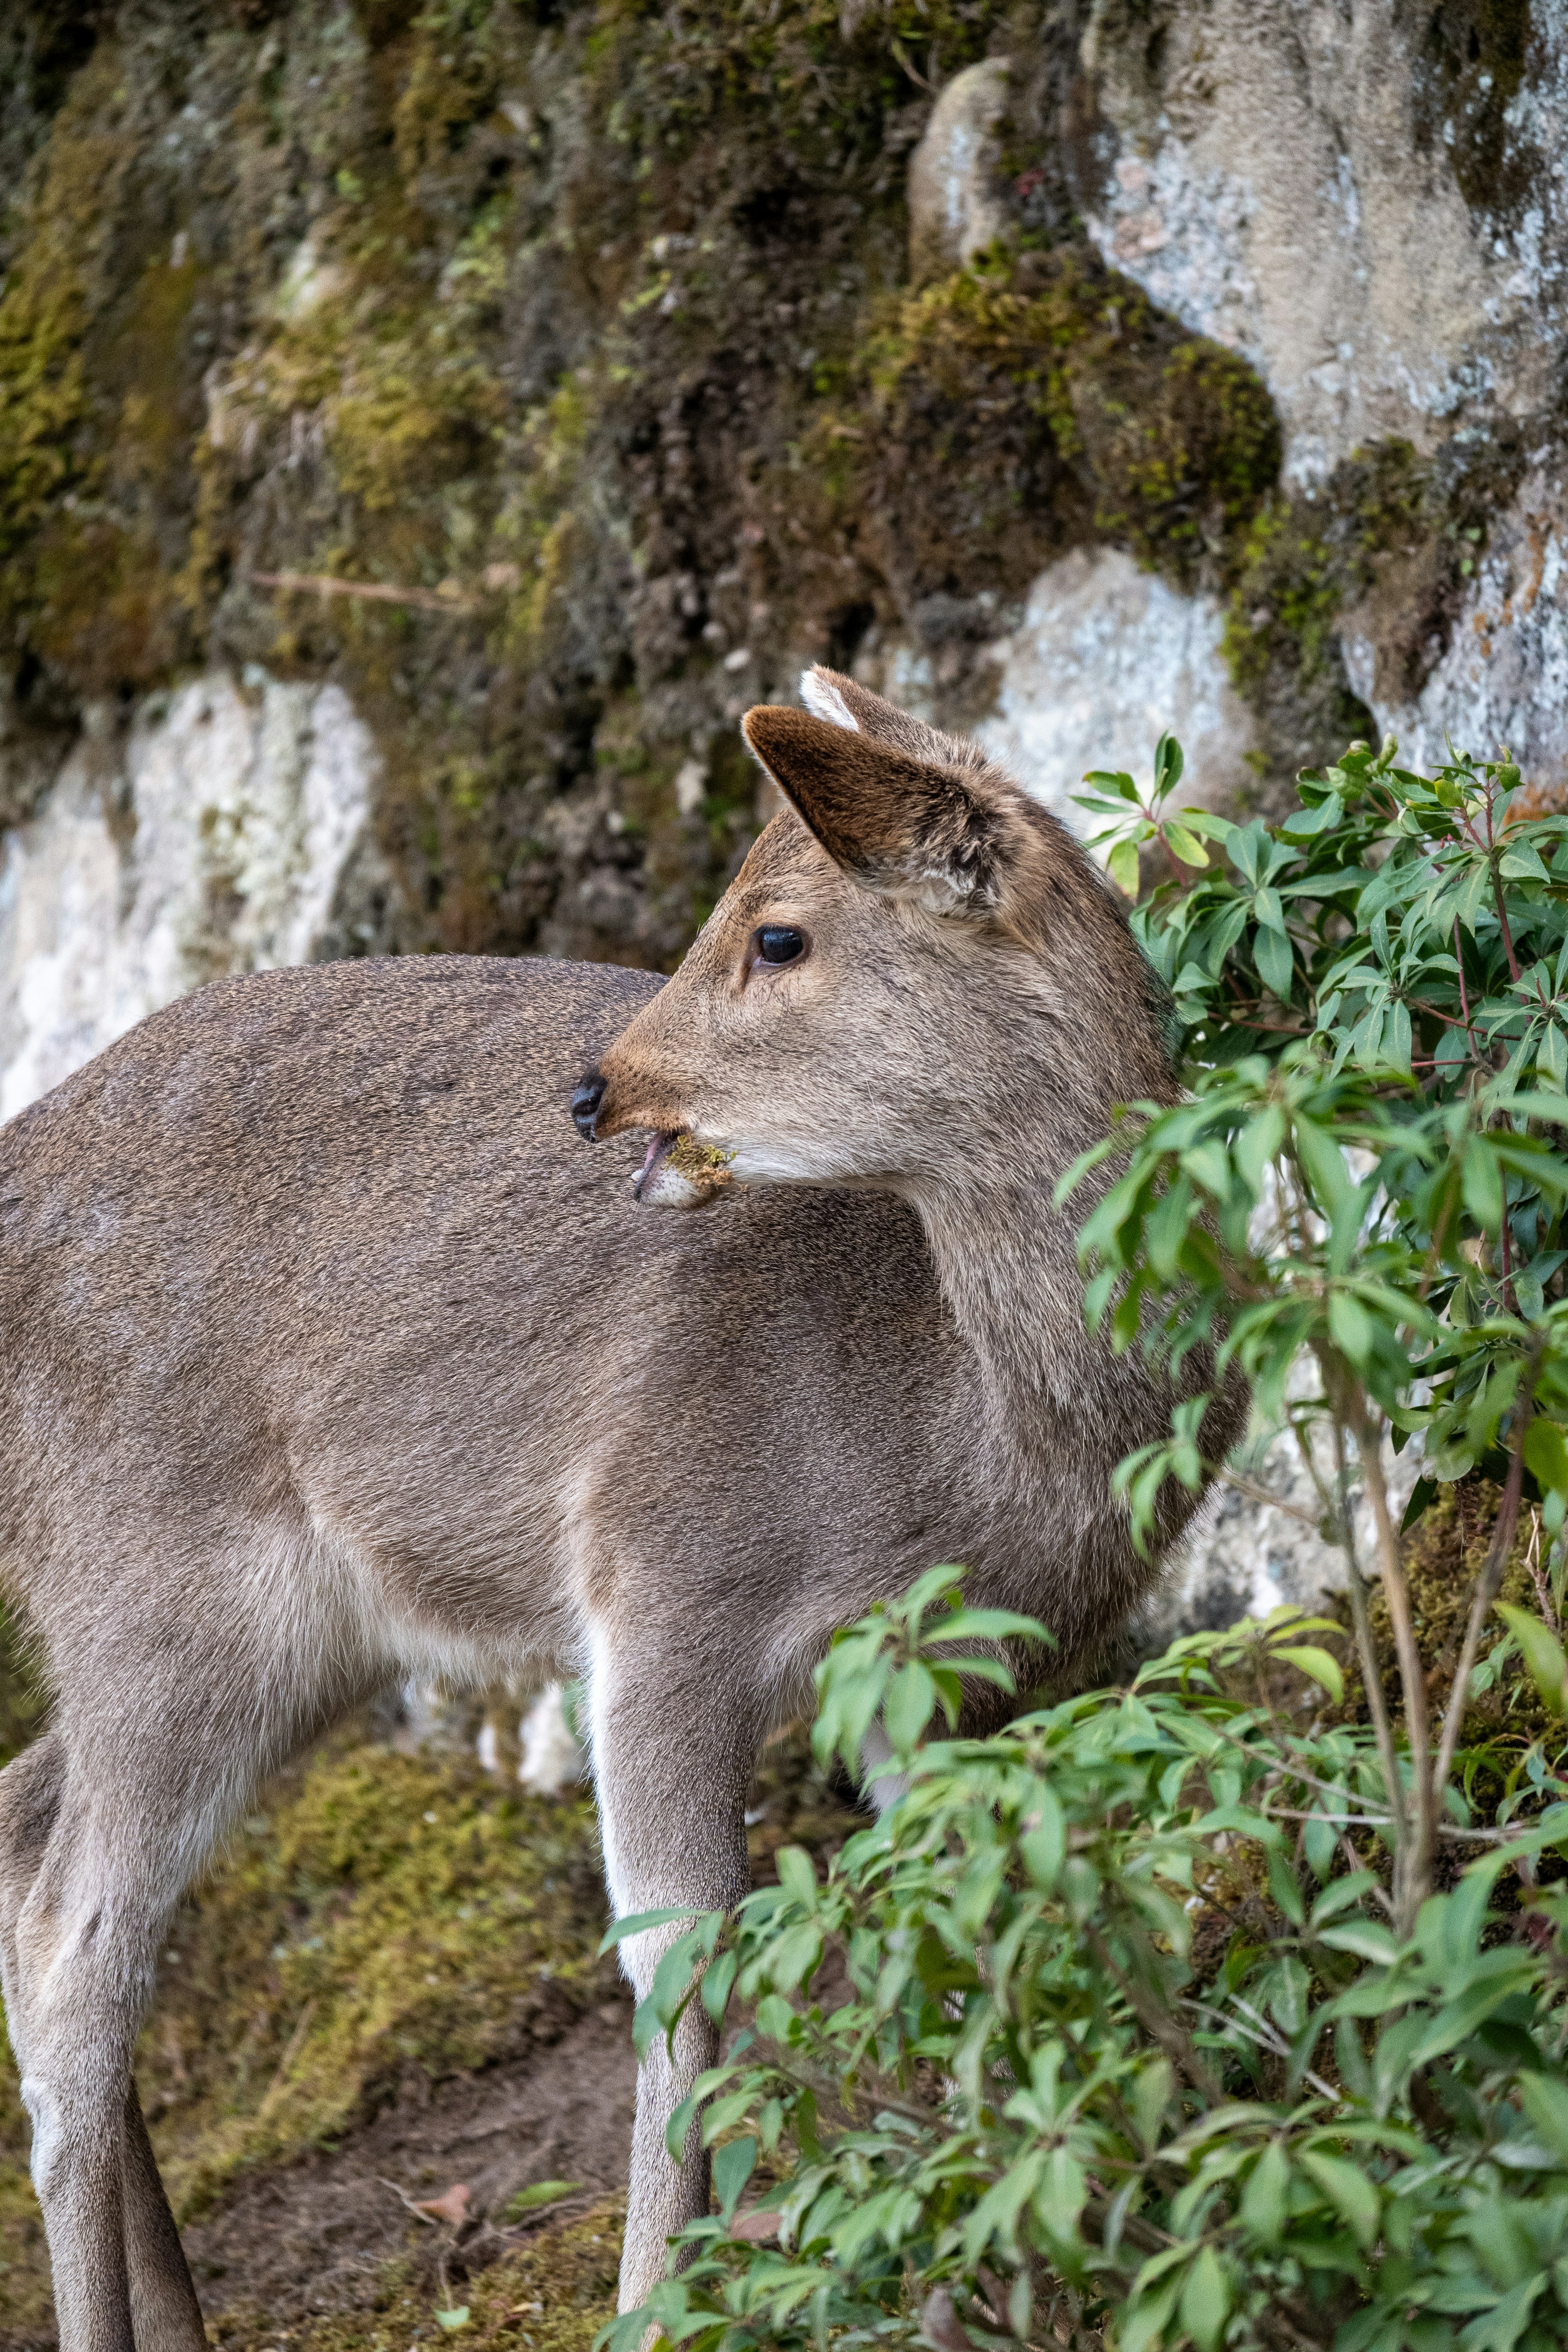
[633,1129,740,1205]
[634,1130,682,1198]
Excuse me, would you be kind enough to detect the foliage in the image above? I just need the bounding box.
[604,746,1568,2352]
[605,1577,1568,2352]
[1068,736,1568,1922]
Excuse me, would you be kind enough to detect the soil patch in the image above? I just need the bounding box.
[190,1998,637,2335]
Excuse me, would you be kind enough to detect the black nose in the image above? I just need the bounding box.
[571,1073,607,1140]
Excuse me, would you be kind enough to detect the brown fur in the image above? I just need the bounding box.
[0,669,1243,2348]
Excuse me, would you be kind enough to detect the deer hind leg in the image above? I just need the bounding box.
[587,1621,755,2313]
[0,1733,230,2352]
[0,1749,207,2350]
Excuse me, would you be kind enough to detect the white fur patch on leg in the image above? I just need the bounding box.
[800,668,860,731]
[20,2074,62,2196]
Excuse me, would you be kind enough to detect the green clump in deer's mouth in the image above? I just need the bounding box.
[635,1131,739,1200]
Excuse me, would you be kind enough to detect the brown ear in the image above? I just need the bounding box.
[800,663,989,772]
[741,703,1020,915]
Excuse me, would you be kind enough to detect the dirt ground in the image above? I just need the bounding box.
[188,1998,638,2337]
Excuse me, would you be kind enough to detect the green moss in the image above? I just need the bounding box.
[0,1609,45,1772]
[1412,0,1534,218]
[140,1742,608,2219]
[1325,1479,1557,1794]
[808,242,1278,610]
[1221,436,1523,782]
[0,47,121,652]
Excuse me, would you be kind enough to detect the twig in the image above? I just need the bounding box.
[1084,1926,1220,2100]
[1350,1401,1434,1936]
[379,2178,440,2223]
[1525,1508,1554,1633]
[1324,1404,1407,1855]
[1432,1377,1535,1806]
[256,1998,316,2120]
[248,568,479,614]
[1187,1993,1338,2100]
[1210,1463,1327,1532]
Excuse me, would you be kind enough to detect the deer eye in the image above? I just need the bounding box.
[755,924,806,966]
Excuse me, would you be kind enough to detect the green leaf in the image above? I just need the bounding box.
[1109,837,1141,897]
[1517,2075,1568,2164]
[1317,1920,1400,1964]
[1457,2273,1548,2352]
[884,1662,938,1751]
[1020,1788,1065,1890]
[1524,1420,1568,1499]
[1120,2280,1180,2352]
[1178,2245,1231,2352]
[1254,920,1295,998]
[1239,2140,1289,2246]
[1463,1135,1506,1233]
[1164,821,1210,869]
[1129,2057,1174,2153]
[1154,731,1185,798]
[508,2181,582,2218]
[1494,1605,1568,1715]
[1272,1644,1345,1704]
[1328,1290,1376,1368]
[1300,2149,1381,2247]
[774,1847,817,1908]
[713,2137,756,2222]
[435,2311,471,2333]
[1265,1852,1306,1930]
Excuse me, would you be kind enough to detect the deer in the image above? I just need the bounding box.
[0,668,1243,2352]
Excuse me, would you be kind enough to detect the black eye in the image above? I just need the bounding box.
[756,925,806,966]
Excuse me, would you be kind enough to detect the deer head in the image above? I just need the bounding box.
[573,666,1169,1208]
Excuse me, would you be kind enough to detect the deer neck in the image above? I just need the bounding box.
[910,1155,1099,1445]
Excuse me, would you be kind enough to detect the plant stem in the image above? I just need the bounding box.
[1352,1401,1435,1936]
[1325,1397,1407,1856]
[1454,920,1479,1057]
[1492,862,1522,982]
[1083,1925,1219,2100]
[1431,1382,1535,1809]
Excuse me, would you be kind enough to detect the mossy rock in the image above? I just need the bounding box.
[817,241,1279,618]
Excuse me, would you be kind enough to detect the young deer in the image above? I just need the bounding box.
[0,670,1241,2350]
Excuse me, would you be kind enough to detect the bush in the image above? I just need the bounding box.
[604,741,1568,2352]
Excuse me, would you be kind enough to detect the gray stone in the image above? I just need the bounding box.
[0,669,385,1121]
[970,546,1261,825]
[907,58,1011,282]
[1081,0,1568,487]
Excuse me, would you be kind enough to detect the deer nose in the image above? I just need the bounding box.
[571,1072,607,1140]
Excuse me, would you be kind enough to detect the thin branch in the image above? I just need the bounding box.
[1432,1376,1535,1805]
[1324,1402,1407,1853]
[248,567,480,614]
[1350,1399,1435,1936]
[1209,1463,1327,1532]
[1083,1926,1220,2100]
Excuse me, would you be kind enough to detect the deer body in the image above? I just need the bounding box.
[0,673,1241,2350]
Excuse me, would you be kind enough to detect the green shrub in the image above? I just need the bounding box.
[605,744,1568,2352]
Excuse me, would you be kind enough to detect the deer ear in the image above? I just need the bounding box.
[742,702,1018,916]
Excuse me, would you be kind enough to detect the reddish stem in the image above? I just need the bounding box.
[1493,865,1522,982]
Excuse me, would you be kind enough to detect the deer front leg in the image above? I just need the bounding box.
[587,1623,754,2313]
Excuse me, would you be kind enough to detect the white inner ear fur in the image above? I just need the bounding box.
[800,668,860,731]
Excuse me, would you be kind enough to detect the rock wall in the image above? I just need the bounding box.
[0,668,384,1114]
[1,0,1562,1632]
